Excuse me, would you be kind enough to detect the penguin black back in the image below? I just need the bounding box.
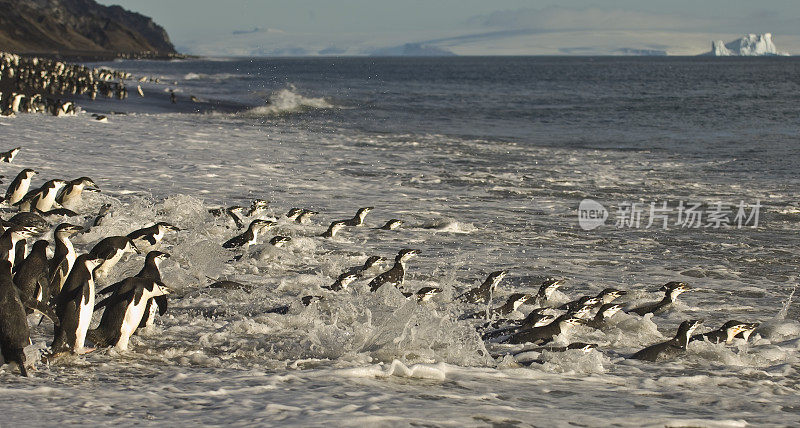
[0,261,31,376]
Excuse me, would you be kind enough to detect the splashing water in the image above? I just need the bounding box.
[243,85,333,117]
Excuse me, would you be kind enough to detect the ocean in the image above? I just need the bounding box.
[1,56,799,426]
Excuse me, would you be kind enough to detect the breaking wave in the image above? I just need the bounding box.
[242,85,334,117]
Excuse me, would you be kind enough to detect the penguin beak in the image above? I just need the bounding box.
[168,225,181,231]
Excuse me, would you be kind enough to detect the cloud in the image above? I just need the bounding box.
[467,6,711,32]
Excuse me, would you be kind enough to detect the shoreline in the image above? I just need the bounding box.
[1,50,246,116]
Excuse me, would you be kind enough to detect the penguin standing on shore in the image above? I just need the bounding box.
[90,277,169,350]
[17,179,68,212]
[0,261,32,376]
[95,251,170,330]
[0,225,34,267]
[52,254,103,354]
[12,240,50,307]
[56,177,100,210]
[48,223,83,298]
[3,169,37,205]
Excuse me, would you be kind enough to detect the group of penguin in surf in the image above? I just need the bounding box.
[0,145,763,376]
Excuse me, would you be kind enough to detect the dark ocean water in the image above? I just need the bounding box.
[109,57,799,137]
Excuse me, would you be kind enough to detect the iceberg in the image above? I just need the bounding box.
[706,33,789,56]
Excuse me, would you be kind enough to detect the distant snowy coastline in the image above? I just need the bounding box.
[704,33,790,56]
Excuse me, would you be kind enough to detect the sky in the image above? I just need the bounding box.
[97,0,800,55]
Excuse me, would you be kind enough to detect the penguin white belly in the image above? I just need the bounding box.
[66,251,76,274]
[60,190,80,210]
[8,186,28,205]
[75,291,95,351]
[117,299,148,350]
[35,191,58,211]
[151,230,165,245]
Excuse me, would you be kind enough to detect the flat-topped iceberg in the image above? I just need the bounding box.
[706,33,789,56]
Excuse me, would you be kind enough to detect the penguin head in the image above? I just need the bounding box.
[486,270,508,287]
[660,282,690,301]
[328,221,346,233]
[297,210,318,220]
[156,222,181,232]
[384,219,403,229]
[51,179,68,190]
[363,256,386,270]
[8,225,35,240]
[74,177,100,192]
[598,303,624,319]
[396,248,420,262]
[582,296,602,309]
[416,287,442,302]
[563,316,587,329]
[571,304,595,320]
[336,272,359,289]
[269,236,291,247]
[676,319,704,342]
[567,342,598,353]
[55,223,84,236]
[286,208,303,219]
[32,239,49,253]
[538,278,562,297]
[249,199,269,212]
[532,313,556,328]
[249,219,276,232]
[301,295,323,306]
[722,320,759,342]
[147,251,170,266]
[507,293,531,310]
[598,288,627,303]
[356,207,374,218]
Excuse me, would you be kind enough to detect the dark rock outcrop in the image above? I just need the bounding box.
[0,0,176,57]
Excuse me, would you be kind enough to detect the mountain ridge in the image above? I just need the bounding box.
[0,0,177,57]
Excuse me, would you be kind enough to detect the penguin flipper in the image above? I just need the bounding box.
[95,289,135,311]
[154,295,168,316]
[24,300,60,327]
[97,282,122,295]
